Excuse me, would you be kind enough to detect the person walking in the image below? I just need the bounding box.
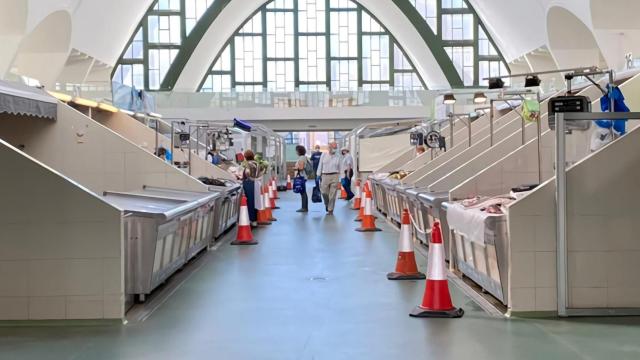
[317,141,342,215]
[295,145,309,213]
[241,150,259,227]
[341,147,355,201]
[310,145,323,188]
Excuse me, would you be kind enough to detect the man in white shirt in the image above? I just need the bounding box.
[341,147,355,200]
[317,141,342,215]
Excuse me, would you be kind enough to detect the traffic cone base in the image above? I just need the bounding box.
[410,306,464,318]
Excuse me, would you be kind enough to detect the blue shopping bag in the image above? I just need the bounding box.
[293,175,306,194]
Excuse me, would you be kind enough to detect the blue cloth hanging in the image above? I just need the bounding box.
[598,85,630,135]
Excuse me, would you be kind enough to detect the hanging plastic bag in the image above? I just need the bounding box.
[590,127,614,152]
[522,99,540,122]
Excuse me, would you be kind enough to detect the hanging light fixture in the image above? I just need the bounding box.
[473,92,487,104]
[524,75,542,87]
[443,93,456,105]
[488,78,505,89]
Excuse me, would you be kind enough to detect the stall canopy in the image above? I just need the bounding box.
[0,80,57,120]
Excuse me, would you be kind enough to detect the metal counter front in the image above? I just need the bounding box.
[140,186,221,259]
[417,192,451,260]
[381,178,402,224]
[207,180,242,239]
[404,187,430,245]
[103,190,219,303]
[443,202,509,305]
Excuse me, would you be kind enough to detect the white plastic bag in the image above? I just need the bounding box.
[590,127,613,152]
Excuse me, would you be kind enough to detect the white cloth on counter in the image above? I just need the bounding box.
[446,203,503,246]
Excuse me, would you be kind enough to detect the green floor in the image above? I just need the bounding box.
[1,191,640,360]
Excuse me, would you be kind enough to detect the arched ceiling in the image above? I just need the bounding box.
[547,6,604,69]
[4,0,640,89]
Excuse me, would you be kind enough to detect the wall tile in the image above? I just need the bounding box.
[568,252,607,288]
[511,252,535,288]
[103,294,124,319]
[0,261,28,296]
[511,287,535,312]
[66,259,103,296]
[0,297,28,320]
[607,287,640,308]
[535,287,557,311]
[103,258,123,295]
[66,296,104,319]
[28,260,67,297]
[29,296,66,320]
[570,287,607,308]
[535,252,556,288]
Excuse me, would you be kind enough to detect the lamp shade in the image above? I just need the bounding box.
[488,78,505,90]
[473,92,487,104]
[525,75,541,87]
[443,93,456,105]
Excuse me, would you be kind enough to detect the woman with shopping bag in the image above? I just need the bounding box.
[294,145,309,213]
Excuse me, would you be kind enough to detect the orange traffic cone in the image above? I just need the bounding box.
[340,181,347,200]
[231,196,258,246]
[286,175,292,191]
[410,222,463,318]
[272,179,280,199]
[352,180,362,210]
[387,209,425,280]
[264,186,277,221]
[256,186,272,226]
[269,183,280,209]
[356,188,381,232]
[354,182,369,222]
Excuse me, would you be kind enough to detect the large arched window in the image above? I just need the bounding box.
[199,0,426,93]
[409,0,510,86]
[112,0,218,90]
[112,0,508,91]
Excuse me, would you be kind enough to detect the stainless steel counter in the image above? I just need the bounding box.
[442,201,509,305]
[207,181,242,239]
[102,190,219,303]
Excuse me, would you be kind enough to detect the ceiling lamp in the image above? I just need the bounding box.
[443,93,456,105]
[488,78,505,90]
[473,92,487,104]
[47,91,72,102]
[97,103,118,113]
[72,97,98,108]
[525,75,542,87]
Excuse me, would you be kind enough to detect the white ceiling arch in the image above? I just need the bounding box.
[173,0,450,91]
[546,5,605,69]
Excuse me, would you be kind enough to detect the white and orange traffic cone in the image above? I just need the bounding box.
[410,222,463,318]
[356,188,381,232]
[387,209,425,280]
[256,186,272,226]
[340,181,347,200]
[286,174,292,191]
[269,182,280,209]
[354,182,369,222]
[264,185,277,221]
[272,178,280,199]
[231,196,258,246]
[352,179,362,210]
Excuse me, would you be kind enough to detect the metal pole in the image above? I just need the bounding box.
[489,100,495,146]
[154,119,159,156]
[555,112,568,317]
[196,126,201,158]
[170,122,175,155]
[449,113,454,149]
[536,92,542,184]
[467,117,472,148]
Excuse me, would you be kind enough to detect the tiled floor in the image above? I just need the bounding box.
[1,191,640,359]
